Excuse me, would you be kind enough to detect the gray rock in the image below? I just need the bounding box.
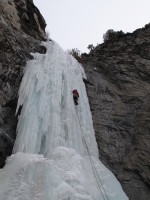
[0,132,14,168]
[82,25,150,200]
[0,0,46,168]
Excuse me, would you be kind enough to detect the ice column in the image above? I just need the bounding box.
[0,41,128,200]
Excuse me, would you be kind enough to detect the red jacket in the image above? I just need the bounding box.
[72,89,79,97]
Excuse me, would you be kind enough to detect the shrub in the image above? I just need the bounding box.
[87,44,94,51]
[45,30,50,40]
[67,48,81,62]
[103,29,125,42]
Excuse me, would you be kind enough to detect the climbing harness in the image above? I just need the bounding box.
[75,108,109,200]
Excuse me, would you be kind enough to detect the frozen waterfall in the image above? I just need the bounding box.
[0,41,128,200]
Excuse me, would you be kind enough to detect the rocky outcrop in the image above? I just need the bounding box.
[0,0,46,39]
[0,0,46,167]
[82,25,150,200]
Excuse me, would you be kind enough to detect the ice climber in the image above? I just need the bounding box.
[72,89,79,105]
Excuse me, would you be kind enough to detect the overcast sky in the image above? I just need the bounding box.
[33,0,150,52]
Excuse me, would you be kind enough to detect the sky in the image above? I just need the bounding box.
[33,0,150,53]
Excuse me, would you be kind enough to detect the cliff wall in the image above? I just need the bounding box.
[82,27,150,200]
[0,0,46,167]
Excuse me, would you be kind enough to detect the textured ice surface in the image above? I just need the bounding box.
[0,41,128,200]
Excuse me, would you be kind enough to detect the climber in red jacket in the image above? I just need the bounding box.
[72,89,79,105]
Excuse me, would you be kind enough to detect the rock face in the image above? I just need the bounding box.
[81,27,150,200]
[0,0,46,167]
[0,0,46,39]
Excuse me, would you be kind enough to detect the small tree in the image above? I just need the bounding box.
[45,30,50,40]
[103,29,125,42]
[87,44,94,51]
[103,29,115,42]
[67,48,81,62]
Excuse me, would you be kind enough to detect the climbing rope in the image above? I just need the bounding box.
[75,108,109,200]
